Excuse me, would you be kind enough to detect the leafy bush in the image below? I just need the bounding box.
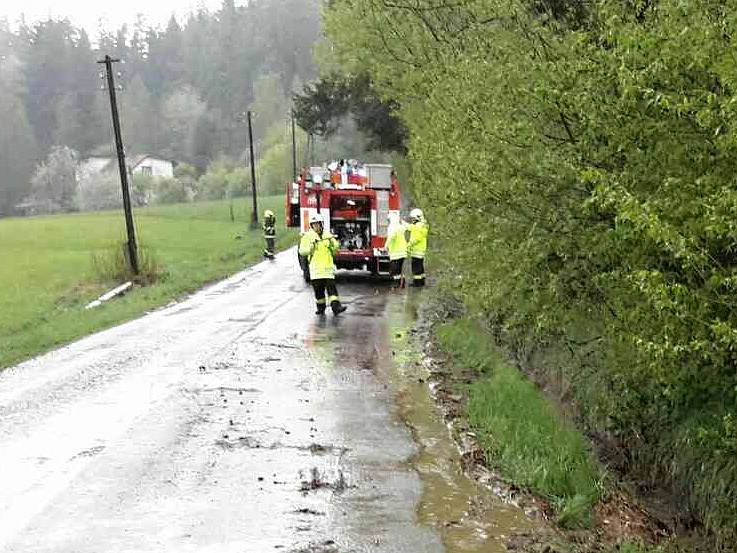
[26,146,78,213]
[197,157,249,200]
[75,171,121,212]
[325,0,737,542]
[131,173,154,206]
[154,177,194,204]
[257,140,292,196]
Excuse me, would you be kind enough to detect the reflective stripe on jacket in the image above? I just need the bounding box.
[386,221,408,261]
[298,229,338,280]
[408,221,428,259]
[263,216,276,238]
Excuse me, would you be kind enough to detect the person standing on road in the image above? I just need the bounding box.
[299,213,347,316]
[407,208,429,287]
[262,209,276,259]
[386,212,408,289]
[297,231,311,283]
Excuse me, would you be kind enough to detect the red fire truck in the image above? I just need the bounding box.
[286,160,401,277]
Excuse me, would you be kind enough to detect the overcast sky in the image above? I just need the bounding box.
[1,1,234,35]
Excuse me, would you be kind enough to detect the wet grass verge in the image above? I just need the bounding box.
[435,317,603,529]
[0,196,297,369]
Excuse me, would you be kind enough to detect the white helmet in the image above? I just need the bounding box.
[309,213,323,225]
[410,208,424,221]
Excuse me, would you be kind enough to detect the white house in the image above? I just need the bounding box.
[77,155,174,181]
[129,155,174,179]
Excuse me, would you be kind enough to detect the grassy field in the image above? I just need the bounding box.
[0,196,297,369]
[434,317,603,528]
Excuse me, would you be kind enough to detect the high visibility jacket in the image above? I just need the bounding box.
[298,229,339,280]
[263,216,276,238]
[386,221,408,261]
[408,221,429,259]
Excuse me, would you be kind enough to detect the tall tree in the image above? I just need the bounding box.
[121,74,159,154]
[0,51,37,215]
[19,19,86,152]
[161,85,207,162]
[294,73,407,152]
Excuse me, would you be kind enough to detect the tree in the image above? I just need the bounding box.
[121,74,159,154]
[254,0,321,92]
[19,19,90,153]
[75,170,121,212]
[26,146,78,213]
[0,53,37,216]
[161,86,206,162]
[322,0,737,540]
[294,73,407,152]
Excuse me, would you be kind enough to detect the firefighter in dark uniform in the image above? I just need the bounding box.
[262,209,276,259]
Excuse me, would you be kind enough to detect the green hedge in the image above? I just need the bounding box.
[325,0,737,543]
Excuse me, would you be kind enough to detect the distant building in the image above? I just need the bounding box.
[128,155,175,179]
[75,155,176,208]
[77,155,174,182]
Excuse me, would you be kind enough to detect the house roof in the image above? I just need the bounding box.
[129,155,170,169]
[79,155,172,174]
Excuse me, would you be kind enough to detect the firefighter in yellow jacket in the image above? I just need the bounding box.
[386,212,408,288]
[298,213,347,315]
[407,208,429,287]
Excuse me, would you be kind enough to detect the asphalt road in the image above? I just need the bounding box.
[0,249,529,553]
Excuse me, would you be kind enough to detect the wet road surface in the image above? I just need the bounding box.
[0,249,531,552]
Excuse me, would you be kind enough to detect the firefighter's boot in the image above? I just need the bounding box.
[331,301,347,316]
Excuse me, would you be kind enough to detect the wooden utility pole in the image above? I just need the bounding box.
[247,110,258,229]
[98,55,139,275]
[291,110,297,181]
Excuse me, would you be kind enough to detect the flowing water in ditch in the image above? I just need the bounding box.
[311,284,534,552]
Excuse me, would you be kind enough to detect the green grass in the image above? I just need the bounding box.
[0,197,297,369]
[435,317,603,528]
[617,542,666,553]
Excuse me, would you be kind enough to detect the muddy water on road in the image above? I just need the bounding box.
[0,253,532,553]
[311,283,532,552]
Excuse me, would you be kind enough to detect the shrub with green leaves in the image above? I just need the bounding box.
[324,0,737,542]
[197,157,249,200]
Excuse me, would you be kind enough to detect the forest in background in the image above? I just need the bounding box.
[0,0,385,216]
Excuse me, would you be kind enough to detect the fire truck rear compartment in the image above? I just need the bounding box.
[330,196,371,252]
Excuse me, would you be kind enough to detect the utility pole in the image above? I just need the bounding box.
[291,110,297,181]
[98,55,139,275]
[247,110,258,229]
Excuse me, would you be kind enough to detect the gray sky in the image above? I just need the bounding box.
[2,1,232,35]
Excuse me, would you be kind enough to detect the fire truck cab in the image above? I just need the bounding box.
[286,160,401,277]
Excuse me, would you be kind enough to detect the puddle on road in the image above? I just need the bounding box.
[307,284,533,552]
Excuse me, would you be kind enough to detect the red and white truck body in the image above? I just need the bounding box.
[286,161,401,276]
